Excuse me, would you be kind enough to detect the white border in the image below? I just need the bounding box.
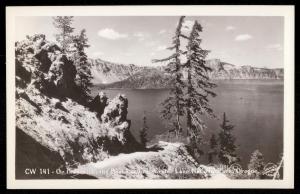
[6,5,295,189]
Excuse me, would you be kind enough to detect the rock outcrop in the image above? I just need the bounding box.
[47,54,77,97]
[99,94,142,155]
[16,34,78,99]
[88,92,108,118]
[16,84,140,168]
[15,35,141,178]
[16,127,67,179]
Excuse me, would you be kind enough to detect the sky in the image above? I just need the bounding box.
[15,16,284,68]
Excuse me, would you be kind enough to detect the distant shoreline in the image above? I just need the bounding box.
[92,79,284,90]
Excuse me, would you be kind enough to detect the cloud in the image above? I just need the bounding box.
[133,32,144,37]
[150,52,156,56]
[235,34,253,41]
[156,45,167,51]
[226,25,236,31]
[145,41,158,47]
[158,29,167,34]
[266,43,283,51]
[97,28,128,40]
[133,32,148,41]
[92,51,104,57]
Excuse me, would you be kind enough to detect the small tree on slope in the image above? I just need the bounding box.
[248,149,265,179]
[218,112,239,165]
[184,21,217,155]
[152,16,186,139]
[53,16,75,53]
[139,111,148,148]
[208,134,218,163]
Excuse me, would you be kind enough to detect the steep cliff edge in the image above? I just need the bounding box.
[205,59,284,80]
[15,35,141,178]
[91,58,283,89]
[106,67,173,89]
[16,85,140,166]
[89,59,141,84]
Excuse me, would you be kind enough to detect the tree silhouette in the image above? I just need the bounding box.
[152,16,186,138]
[140,111,148,148]
[218,112,239,165]
[184,20,217,151]
[248,149,265,179]
[73,29,92,101]
[208,134,218,163]
[53,16,74,53]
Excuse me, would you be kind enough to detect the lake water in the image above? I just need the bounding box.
[92,80,283,167]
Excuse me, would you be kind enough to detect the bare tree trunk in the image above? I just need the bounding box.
[186,67,192,140]
[273,157,283,180]
[175,44,181,139]
[62,25,66,53]
[176,108,180,138]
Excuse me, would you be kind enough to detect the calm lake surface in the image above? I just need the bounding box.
[92,80,283,167]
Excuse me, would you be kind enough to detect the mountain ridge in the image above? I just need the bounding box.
[90,58,283,89]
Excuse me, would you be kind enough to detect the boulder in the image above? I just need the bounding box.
[99,94,142,152]
[41,42,61,53]
[101,94,128,125]
[16,59,31,84]
[34,47,52,73]
[48,54,77,97]
[88,92,108,118]
[30,37,61,73]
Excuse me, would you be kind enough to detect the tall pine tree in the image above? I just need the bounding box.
[152,16,186,138]
[184,21,216,153]
[53,16,75,53]
[73,29,92,100]
[218,112,239,165]
[140,111,148,148]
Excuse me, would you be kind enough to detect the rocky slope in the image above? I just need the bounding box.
[91,58,283,89]
[15,34,225,179]
[106,67,173,89]
[206,59,284,80]
[15,35,141,178]
[89,59,142,84]
[71,141,228,179]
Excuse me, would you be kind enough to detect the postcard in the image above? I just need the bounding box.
[6,5,294,189]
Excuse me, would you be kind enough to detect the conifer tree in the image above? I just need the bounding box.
[184,21,217,151]
[53,16,75,53]
[140,111,148,148]
[208,134,218,163]
[152,16,186,138]
[73,29,92,100]
[218,112,239,165]
[248,149,265,179]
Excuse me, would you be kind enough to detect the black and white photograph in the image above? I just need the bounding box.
[6,6,294,189]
